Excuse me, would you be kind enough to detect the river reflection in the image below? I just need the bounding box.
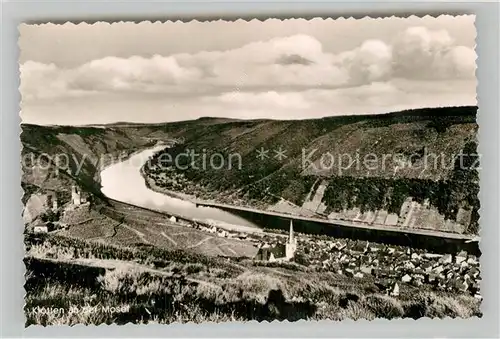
[100,146,261,233]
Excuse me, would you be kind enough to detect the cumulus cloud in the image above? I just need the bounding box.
[20,61,67,100]
[340,40,393,84]
[392,26,476,79]
[20,27,476,104]
[21,78,476,125]
[276,54,314,66]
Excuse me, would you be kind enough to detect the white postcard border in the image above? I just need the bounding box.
[2,1,499,337]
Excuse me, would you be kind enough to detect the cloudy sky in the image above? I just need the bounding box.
[20,15,476,125]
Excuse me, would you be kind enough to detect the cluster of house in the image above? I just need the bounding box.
[297,235,481,298]
[70,185,89,207]
[174,216,250,241]
[165,213,299,262]
[169,208,478,299]
[32,185,89,234]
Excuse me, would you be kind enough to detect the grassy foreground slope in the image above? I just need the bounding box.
[25,233,481,326]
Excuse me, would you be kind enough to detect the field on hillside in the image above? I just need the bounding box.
[24,233,481,326]
[60,201,258,258]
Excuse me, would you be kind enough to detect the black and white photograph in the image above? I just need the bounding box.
[20,15,481,326]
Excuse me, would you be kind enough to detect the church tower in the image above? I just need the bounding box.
[286,220,297,260]
[71,185,81,206]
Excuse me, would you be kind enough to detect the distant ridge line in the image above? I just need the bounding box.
[20,105,477,128]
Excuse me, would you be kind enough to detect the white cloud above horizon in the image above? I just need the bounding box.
[19,17,477,125]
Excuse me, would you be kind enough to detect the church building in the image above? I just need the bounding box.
[285,220,297,260]
[71,185,81,206]
[254,220,297,262]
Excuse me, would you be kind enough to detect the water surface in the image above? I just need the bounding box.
[100,146,261,232]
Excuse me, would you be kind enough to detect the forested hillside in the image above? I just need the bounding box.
[20,106,480,234]
[145,106,479,234]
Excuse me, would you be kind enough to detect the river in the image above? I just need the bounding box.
[100,145,262,233]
